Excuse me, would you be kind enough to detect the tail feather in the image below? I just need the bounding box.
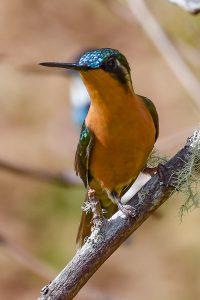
[76,210,93,248]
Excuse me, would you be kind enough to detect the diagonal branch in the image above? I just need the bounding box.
[37,130,199,300]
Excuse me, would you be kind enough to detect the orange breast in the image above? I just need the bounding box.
[81,69,156,193]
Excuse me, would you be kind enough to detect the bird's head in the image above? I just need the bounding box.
[40,48,134,95]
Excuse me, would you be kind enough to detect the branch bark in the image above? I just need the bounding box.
[37,130,198,300]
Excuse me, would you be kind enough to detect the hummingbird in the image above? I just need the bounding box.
[40,48,159,247]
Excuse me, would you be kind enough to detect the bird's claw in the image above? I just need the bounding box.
[118,203,136,218]
[87,188,105,227]
[110,190,136,218]
[144,163,170,187]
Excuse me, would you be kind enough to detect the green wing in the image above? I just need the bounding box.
[137,94,159,141]
[75,121,94,187]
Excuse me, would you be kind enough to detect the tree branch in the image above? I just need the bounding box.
[37,130,199,300]
[168,0,200,14]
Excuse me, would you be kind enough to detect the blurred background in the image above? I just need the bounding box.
[0,0,200,299]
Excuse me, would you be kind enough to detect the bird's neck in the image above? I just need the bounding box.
[82,79,145,141]
[80,69,138,120]
[86,88,138,121]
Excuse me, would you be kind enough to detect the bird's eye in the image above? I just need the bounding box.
[102,57,118,72]
[106,58,116,68]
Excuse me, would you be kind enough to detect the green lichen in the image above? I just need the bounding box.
[175,130,200,220]
[139,137,200,220]
[147,148,169,168]
[137,148,168,204]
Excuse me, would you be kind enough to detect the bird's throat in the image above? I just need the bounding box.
[80,69,135,119]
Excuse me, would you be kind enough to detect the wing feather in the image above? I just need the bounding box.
[75,122,94,187]
[137,94,159,141]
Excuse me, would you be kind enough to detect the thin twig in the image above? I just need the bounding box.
[111,0,200,111]
[0,158,80,186]
[168,0,200,14]
[37,129,198,300]
[0,232,56,281]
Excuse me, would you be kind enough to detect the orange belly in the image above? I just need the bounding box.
[86,95,156,193]
[90,136,152,192]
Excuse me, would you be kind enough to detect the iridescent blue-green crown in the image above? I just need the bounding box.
[79,48,124,69]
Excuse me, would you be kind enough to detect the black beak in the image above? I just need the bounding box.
[39,62,90,71]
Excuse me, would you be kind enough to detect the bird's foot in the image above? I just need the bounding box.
[88,189,104,220]
[143,166,158,176]
[117,202,136,218]
[144,163,170,187]
[110,191,135,218]
[87,189,106,241]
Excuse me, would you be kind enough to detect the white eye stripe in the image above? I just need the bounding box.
[109,58,133,91]
[120,63,133,91]
[116,59,121,67]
